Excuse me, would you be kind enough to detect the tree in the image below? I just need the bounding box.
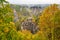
[53,10,60,40]
[39,4,60,40]
[0,0,8,8]
[0,0,18,40]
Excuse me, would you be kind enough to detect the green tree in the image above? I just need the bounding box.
[0,0,18,40]
[54,10,60,40]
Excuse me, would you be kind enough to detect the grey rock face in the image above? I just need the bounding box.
[21,18,39,34]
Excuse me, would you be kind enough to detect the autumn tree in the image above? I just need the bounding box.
[39,4,60,40]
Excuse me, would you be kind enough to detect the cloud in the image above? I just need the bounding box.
[7,0,60,4]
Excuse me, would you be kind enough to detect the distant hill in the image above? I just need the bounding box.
[10,4,50,17]
[10,4,49,11]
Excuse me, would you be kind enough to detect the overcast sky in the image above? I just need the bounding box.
[7,0,60,4]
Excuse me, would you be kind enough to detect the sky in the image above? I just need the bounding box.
[7,0,60,4]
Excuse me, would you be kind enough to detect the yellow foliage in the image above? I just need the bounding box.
[4,27,9,33]
[21,30,32,34]
[10,22,15,25]
[0,19,3,23]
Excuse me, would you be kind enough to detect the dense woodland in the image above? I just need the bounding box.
[0,0,60,40]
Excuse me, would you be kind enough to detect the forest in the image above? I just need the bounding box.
[0,0,60,40]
